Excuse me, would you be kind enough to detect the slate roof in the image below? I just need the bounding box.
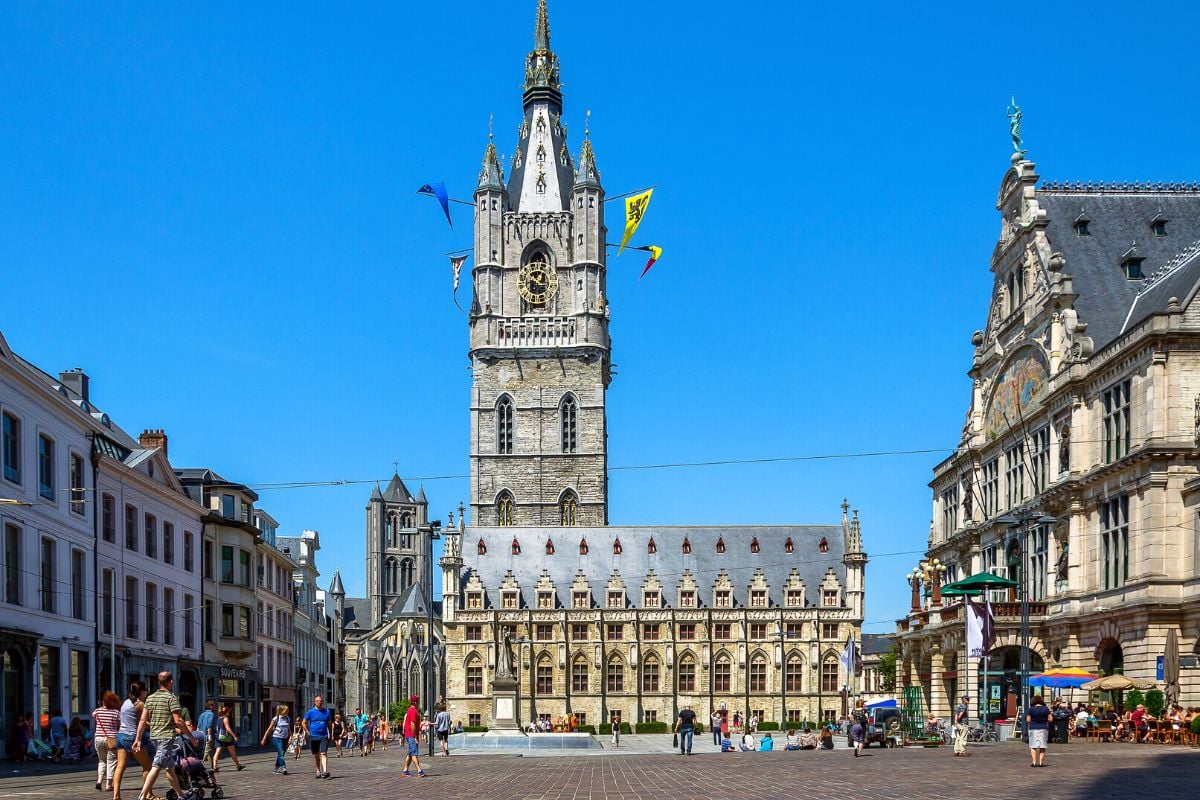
[328,569,346,596]
[1122,241,1200,333]
[343,598,371,630]
[1037,187,1200,350]
[460,526,849,609]
[382,584,443,620]
[382,473,415,504]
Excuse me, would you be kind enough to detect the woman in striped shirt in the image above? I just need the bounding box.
[92,692,122,791]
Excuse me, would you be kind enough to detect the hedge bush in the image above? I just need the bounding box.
[1145,689,1166,717]
[1191,717,1200,735]
[575,724,597,734]
[755,721,780,731]
[462,725,489,733]
[635,722,670,734]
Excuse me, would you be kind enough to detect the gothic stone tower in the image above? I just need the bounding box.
[469,0,610,527]
[365,473,430,627]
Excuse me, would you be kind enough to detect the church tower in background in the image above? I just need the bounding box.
[468,0,610,527]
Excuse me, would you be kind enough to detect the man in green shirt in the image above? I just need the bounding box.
[134,672,195,800]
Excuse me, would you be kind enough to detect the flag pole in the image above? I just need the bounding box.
[603,185,657,204]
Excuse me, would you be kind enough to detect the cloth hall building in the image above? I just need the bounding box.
[429,1,869,732]
[895,147,1200,721]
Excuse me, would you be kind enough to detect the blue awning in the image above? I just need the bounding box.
[866,699,897,709]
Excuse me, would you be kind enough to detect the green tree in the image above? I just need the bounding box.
[1125,689,1145,712]
[877,645,899,693]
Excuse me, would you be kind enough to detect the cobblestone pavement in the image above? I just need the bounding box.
[2,741,1198,800]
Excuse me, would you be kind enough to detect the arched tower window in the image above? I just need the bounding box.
[496,491,515,527]
[400,559,414,592]
[385,515,395,547]
[400,531,413,549]
[560,395,578,453]
[384,557,398,594]
[559,490,578,526]
[496,396,514,455]
[400,512,413,528]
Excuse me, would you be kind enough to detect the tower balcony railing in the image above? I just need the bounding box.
[493,315,577,347]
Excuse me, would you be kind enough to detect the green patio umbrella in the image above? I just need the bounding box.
[949,571,1019,591]
[939,584,981,597]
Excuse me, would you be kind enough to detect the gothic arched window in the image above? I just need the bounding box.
[386,515,396,548]
[559,490,578,526]
[647,537,656,555]
[496,491,515,527]
[560,395,578,453]
[385,557,398,594]
[400,512,413,528]
[785,537,794,554]
[400,531,413,549]
[750,537,760,554]
[716,537,725,554]
[496,395,514,454]
[400,559,414,592]
[819,537,829,553]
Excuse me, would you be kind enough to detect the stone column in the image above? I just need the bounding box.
[929,643,947,721]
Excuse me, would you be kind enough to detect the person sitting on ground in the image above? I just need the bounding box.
[785,729,800,751]
[819,726,834,750]
[740,732,756,752]
[799,728,819,750]
[720,735,736,752]
[758,733,774,752]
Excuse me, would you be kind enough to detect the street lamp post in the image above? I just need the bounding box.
[418,521,442,757]
[998,510,1054,724]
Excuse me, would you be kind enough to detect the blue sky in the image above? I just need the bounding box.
[2,1,1198,632]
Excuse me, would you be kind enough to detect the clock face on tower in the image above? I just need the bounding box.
[518,261,558,306]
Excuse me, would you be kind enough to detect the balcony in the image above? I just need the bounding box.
[494,316,576,348]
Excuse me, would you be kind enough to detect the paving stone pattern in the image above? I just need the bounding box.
[3,741,1199,800]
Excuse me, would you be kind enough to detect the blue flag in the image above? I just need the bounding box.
[416,182,452,228]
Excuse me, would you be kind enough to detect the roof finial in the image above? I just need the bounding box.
[534,0,551,52]
[585,108,591,139]
[488,113,494,142]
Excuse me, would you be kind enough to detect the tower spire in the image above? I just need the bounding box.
[575,109,601,188]
[534,0,551,52]
[477,116,505,191]
[523,0,561,101]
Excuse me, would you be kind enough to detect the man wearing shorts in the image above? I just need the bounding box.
[301,696,332,779]
[133,672,194,800]
[434,702,451,757]
[402,695,425,777]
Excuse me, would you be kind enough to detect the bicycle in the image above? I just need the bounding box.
[967,723,999,743]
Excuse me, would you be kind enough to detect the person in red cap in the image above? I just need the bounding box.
[402,696,425,777]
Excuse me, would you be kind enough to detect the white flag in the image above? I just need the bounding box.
[966,596,986,659]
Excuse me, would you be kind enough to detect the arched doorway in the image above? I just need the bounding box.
[983,645,1044,719]
[1098,639,1124,676]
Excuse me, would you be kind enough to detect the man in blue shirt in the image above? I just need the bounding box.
[301,696,333,779]
[195,700,216,765]
[353,707,370,756]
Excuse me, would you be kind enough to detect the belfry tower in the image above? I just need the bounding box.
[468,0,610,528]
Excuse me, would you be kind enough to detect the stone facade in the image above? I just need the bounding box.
[434,2,868,733]
[467,2,609,529]
[895,149,1200,722]
[441,519,867,730]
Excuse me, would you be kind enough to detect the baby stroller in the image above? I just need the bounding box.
[27,738,61,763]
[172,736,223,800]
